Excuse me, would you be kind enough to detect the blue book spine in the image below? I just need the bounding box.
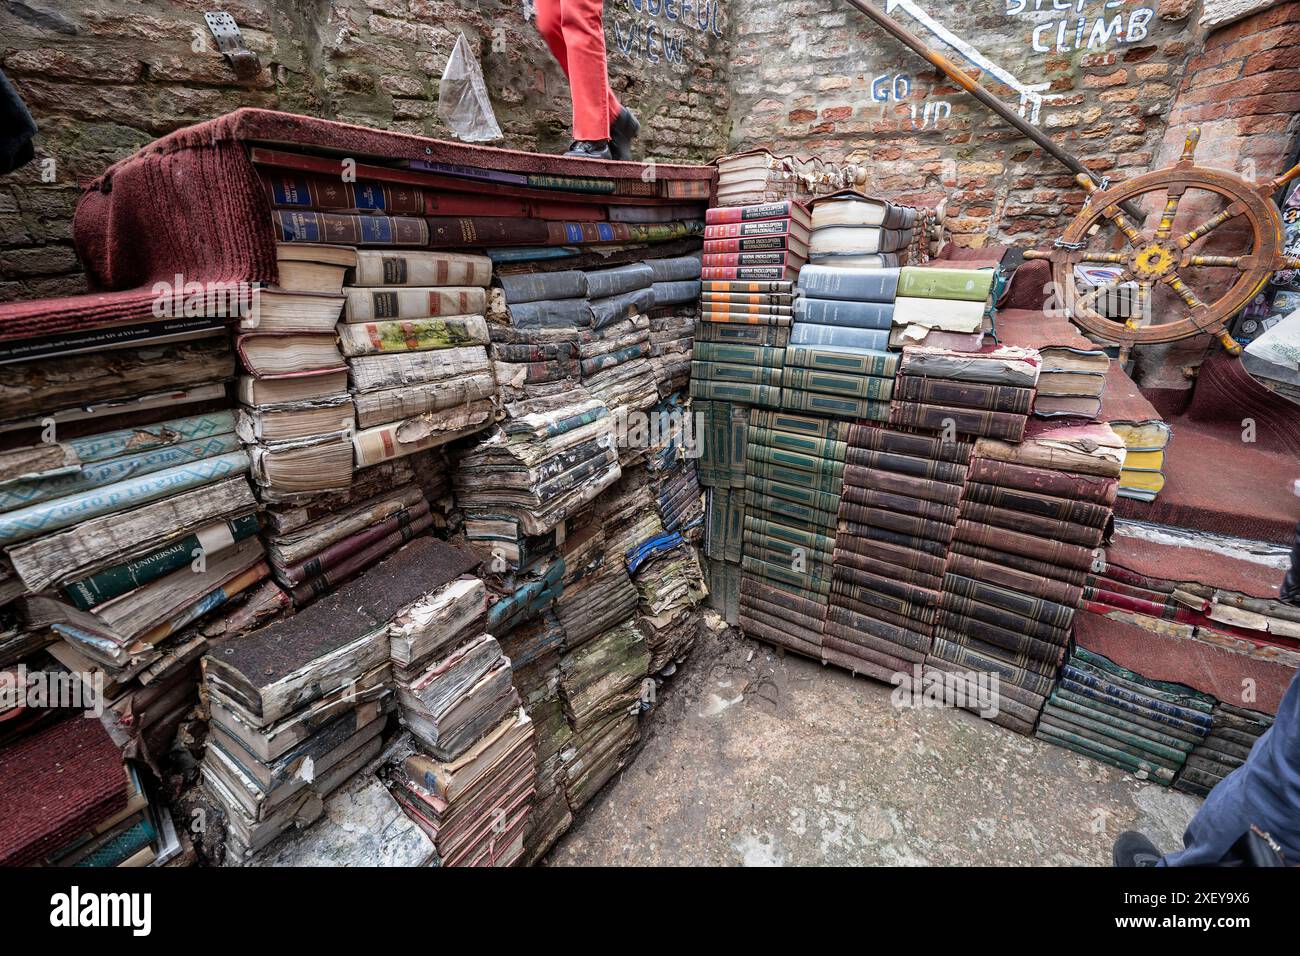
[788,322,890,351]
[796,266,900,303]
[793,297,894,330]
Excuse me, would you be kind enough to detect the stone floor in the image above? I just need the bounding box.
[548,616,1202,867]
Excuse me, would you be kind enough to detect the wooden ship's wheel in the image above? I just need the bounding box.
[1025,129,1300,353]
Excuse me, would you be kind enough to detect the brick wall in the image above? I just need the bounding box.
[727,0,1297,248]
[0,0,731,301]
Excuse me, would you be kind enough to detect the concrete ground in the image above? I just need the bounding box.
[548,616,1202,867]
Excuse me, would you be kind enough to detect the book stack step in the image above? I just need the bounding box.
[496,612,572,864]
[647,255,703,396]
[889,345,1041,442]
[201,536,481,862]
[808,191,916,270]
[995,307,1110,420]
[262,461,437,607]
[1173,703,1273,797]
[341,249,496,467]
[826,423,972,682]
[890,265,995,347]
[239,245,354,496]
[1037,647,1213,785]
[702,200,809,283]
[927,422,1125,733]
[558,618,650,812]
[1,335,279,770]
[576,263,658,418]
[739,409,848,647]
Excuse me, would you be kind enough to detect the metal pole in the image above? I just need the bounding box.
[846,0,1146,220]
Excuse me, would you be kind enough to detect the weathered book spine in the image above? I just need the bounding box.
[782,367,894,401]
[1057,681,1208,737]
[841,465,963,506]
[792,296,894,330]
[782,389,889,421]
[843,446,966,484]
[689,379,781,406]
[826,603,931,655]
[344,287,487,322]
[1048,696,1193,757]
[493,342,577,363]
[498,270,587,303]
[739,589,826,639]
[694,322,788,347]
[743,515,836,555]
[833,563,939,609]
[957,500,1105,549]
[505,297,596,330]
[836,534,947,578]
[895,375,1034,415]
[937,600,1070,656]
[700,301,792,318]
[701,280,794,294]
[703,251,805,268]
[896,266,994,302]
[961,480,1111,528]
[352,401,493,466]
[1036,723,1177,783]
[692,342,785,366]
[346,345,491,392]
[702,266,798,281]
[262,171,425,213]
[746,542,833,574]
[277,505,431,586]
[787,322,890,351]
[747,427,846,462]
[740,556,832,598]
[0,451,251,547]
[584,344,650,376]
[273,210,429,245]
[352,250,493,287]
[62,512,261,611]
[744,528,834,566]
[966,457,1119,506]
[898,351,1038,387]
[746,494,838,533]
[946,555,1083,608]
[838,483,961,523]
[691,360,783,388]
[744,475,841,513]
[928,636,1055,697]
[740,574,828,625]
[888,401,1027,442]
[949,540,1090,588]
[338,316,491,356]
[706,201,803,224]
[738,609,823,659]
[353,373,497,429]
[746,445,845,484]
[795,266,899,303]
[953,519,1100,573]
[834,546,943,591]
[289,513,433,605]
[1062,666,1211,725]
[783,344,898,377]
[698,311,791,327]
[846,422,972,464]
[837,502,956,543]
[836,517,948,559]
[704,220,798,240]
[1040,713,1184,773]
[748,409,846,440]
[831,579,938,628]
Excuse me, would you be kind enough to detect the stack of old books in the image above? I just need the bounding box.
[891,266,995,349]
[995,307,1109,420]
[790,265,895,361]
[714,150,816,207]
[889,345,1039,441]
[341,249,497,467]
[1101,364,1171,502]
[929,423,1124,733]
[262,461,434,606]
[1038,646,1212,785]
[787,266,900,420]
[559,617,650,812]
[0,335,275,766]
[647,255,702,395]
[827,423,971,680]
[201,536,480,863]
[553,516,639,651]
[454,395,621,538]
[577,263,658,415]
[646,393,706,537]
[808,192,915,270]
[737,409,848,657]
[495,611,572,862]
[238,245,354,496]
[386,706,536,866]
[489,272,585,401]
[1174,703,1272,797]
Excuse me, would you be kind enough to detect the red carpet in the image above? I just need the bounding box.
[0,715,126,866]
[1107,533,1284,600]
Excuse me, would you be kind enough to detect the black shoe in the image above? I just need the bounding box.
[1113,831,1162,867]
[610,107,640,161]
[564,140,612,160]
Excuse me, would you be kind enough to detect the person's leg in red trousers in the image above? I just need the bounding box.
[534,0,636,157]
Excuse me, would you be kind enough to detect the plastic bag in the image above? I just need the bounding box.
[437,32,503,143]
[1244,306,1300,370]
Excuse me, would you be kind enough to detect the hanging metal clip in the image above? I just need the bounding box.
[204,11,261,81]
